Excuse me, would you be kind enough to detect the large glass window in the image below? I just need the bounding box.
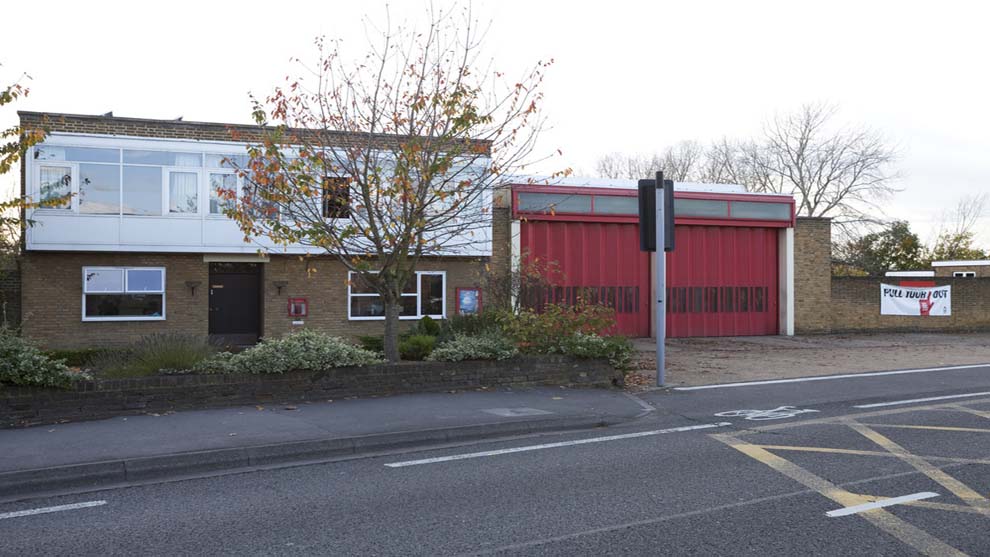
[39,165,72,209]
[83,267,165,321]
[210,173,237,214]
[730,201,791,221]
[79,163,121,214]
[123,166,162,215]
[348,271,445,320]
[124,150,202,167]
[169,171,199,214]
[517,192,592,214]
[674,198,729,218]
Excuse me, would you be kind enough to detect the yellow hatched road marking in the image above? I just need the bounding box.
[712,434,967,557]
[846,421,990,512]
[754,444,990,465]
[857,423,990,434]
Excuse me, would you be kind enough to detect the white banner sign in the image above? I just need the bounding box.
[880,283,951,316]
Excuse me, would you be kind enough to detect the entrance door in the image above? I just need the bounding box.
[208,263,262,345]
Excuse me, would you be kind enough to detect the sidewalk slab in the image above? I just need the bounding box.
[0,387,645,498]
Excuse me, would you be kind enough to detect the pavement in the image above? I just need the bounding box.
[0,386,649,500]
[3,362,990,555]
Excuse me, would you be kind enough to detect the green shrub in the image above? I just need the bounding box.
[428,332,518,362]
[503,301,618,353]
[357,335,384,353]
[0,330,78,388]
[437,311,504,342]
[44,348,103,368]
[557,333,634,370]
[90,333,217,378]
[415,315,441,336]
[399,334,436,361]
[195,329,381,374]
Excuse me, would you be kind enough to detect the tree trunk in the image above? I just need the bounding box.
[382,298,401,363]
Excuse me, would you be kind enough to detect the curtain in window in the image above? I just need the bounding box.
[169,172,198,213]
[40,166,71,208]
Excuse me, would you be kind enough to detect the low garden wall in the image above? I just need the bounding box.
[0,356,620,428]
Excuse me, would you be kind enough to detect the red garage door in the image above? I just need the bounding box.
[520,220,651,337]
[665,225,779,337]
[520,222,779,338]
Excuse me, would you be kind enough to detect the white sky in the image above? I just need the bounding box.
[2,0,988,246]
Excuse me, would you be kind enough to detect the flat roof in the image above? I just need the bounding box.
[509,176,793,199]
[885,271,935,277]
[931,260,990,267]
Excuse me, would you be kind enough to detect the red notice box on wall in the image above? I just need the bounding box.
[288,298,308,317]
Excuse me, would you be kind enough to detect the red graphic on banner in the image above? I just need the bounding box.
[919,294,933,316]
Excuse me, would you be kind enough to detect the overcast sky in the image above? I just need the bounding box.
[3,0,988,246]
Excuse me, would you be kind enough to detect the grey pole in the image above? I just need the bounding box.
[655,172,666,387]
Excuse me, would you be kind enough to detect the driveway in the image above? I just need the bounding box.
[629,332,990,388]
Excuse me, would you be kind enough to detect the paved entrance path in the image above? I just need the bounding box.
[630,332,990,388]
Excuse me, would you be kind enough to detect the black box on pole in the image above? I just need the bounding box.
[638,173,675,252]
[638,178,656,252]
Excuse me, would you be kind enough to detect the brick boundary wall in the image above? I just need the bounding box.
[0,356,620,428]
[0,265,20,329]
[794,217,832,334]
[831,276,990,333]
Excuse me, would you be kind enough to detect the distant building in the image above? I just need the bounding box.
[931,260,990,278]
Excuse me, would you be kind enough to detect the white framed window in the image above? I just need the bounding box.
[37,164,74,209]
[82,267,166,321]
[347,271,446,320]
[168,170,200,214]
[209,172,238,215]
[953,271,976,278]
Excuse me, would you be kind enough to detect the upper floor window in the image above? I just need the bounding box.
[39,165,71,209]
[322,176,350,219]
[953,271,976,278]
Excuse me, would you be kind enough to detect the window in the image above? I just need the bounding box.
[953,271,976,278]
[169,171,199,214]
[123,166,163,215]
[731,201,791,221]
[39,165,72,209]
[79,163,121,214]
[348,271,446,320]
[674,198,729,218]
[517,192,592,214]
[323,176,350,218]
[209,173,237,214]
[83,267,165,321]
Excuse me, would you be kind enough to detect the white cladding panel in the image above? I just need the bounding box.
[25,133,493,256]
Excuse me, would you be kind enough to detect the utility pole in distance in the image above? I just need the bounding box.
[638,171,675,386]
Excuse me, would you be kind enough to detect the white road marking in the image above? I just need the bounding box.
[0,500,107,521]
[714,406,819,421]
[825,492,938,517]
[853,391,990,409]
[385,422,732,467]
[673,364,990,391]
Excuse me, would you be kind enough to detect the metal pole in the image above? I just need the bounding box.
[655,172,666,387]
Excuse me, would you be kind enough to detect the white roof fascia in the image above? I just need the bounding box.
[931,260,990,267]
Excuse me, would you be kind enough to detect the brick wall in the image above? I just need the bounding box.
[831,277,990,332]
[21,252,492,349]
[0,356,620,428]
[0,264,20,329]
[19,112,490,153]
[793,217,832,333]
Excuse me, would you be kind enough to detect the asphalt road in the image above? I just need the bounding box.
[4,364,990,556]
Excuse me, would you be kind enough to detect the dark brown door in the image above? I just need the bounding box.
[209,263,261,346]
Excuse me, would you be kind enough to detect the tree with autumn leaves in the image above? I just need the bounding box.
[228,9,559,361]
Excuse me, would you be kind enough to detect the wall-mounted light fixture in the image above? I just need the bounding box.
[185,280,202,296]
[273,280,288,295]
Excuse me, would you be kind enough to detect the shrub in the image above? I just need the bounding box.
[503,301,618,353]
[0,329,78,388]
[437,311,505,342]
[195,329,381,374]
[90,333,217,378]
[428,332,518,362]
[357,335,384,354]
[415,315,441,336]
[399,334,436,361]
[44,348,103,368]
[558,333,634,370]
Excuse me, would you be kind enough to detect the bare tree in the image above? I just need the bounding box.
[230,7,556,361]
[594,141,702,181]
[926,193,988,262]
[755,103,898,231]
